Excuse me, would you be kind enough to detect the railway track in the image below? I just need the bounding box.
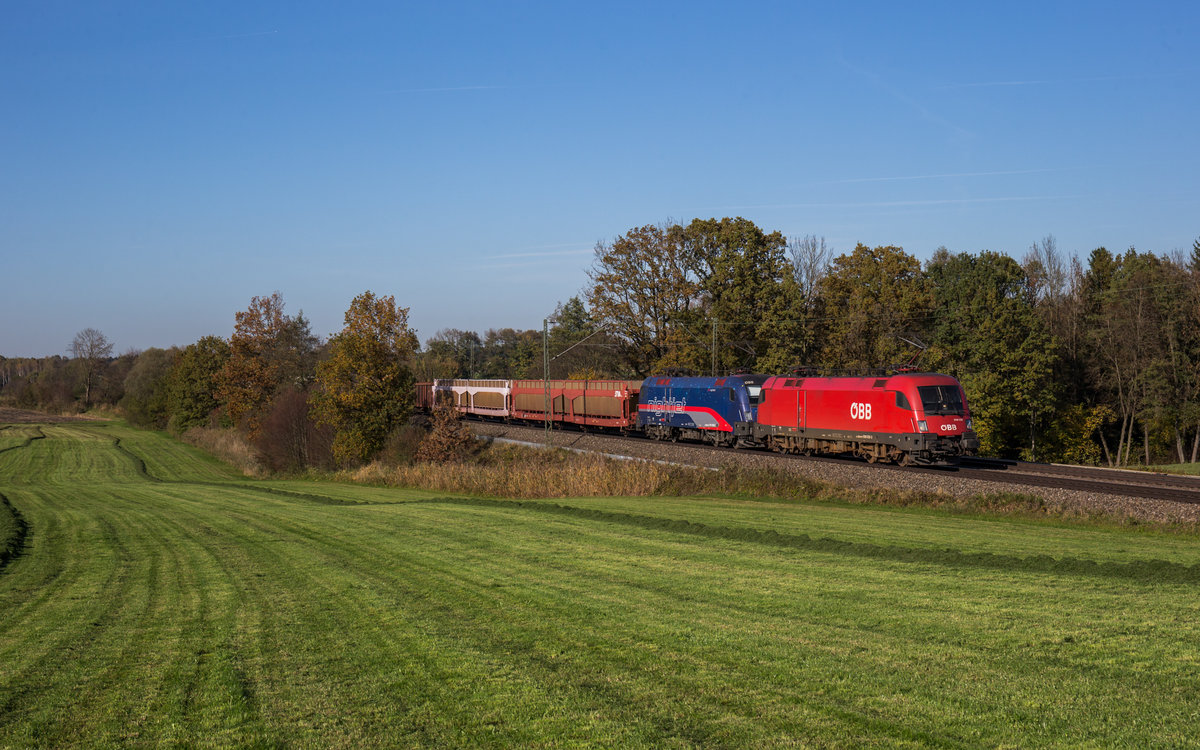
[951,457,1200,505]
[751,447,1200,504]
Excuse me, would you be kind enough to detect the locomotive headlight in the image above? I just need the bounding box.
[917,420,929,433]
[966,418,973,431]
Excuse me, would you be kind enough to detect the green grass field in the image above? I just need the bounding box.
[1147,461,1200,476]
[2,422,1199,747]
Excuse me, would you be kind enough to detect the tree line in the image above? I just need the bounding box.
[581,219,1200,465]
[0,292,420,471]
[2,218,1198,468]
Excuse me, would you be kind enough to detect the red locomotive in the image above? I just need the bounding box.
[754,372,979,465]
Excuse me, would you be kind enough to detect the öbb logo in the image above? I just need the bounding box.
[850,402,872,420]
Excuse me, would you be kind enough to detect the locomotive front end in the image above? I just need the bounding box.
[908,380,980,462]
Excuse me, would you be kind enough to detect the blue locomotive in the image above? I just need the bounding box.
[637,374,768,447]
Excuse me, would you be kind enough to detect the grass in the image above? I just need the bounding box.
[346,441,1194,531]
[0,425,44,454]
[1145,461,1200,476]
[2,421,1200,746]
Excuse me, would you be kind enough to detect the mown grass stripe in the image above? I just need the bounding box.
[412,497,1200,584]
[0,492,28,572]
[0,427,44,455]
[112,437,162,483]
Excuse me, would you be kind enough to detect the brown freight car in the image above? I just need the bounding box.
[510,379,641,431]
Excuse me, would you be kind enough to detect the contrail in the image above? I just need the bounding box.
[939,74,1151,89]
[713,195,1077,211]
[492,249,592,260]
[834,167,1071,184]
[219,30,279,40]
[386,85,504,94]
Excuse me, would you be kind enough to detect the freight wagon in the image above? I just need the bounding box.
[432,379,511,419]
[509,379,642,431]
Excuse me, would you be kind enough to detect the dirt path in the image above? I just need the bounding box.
[0,407,107,424]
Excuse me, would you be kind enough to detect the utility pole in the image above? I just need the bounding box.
[543,317,551,442]
[711,318,718,377]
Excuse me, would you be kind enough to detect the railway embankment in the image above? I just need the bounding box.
[469,421,1200,527]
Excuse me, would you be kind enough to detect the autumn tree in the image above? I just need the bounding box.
[1148,255,1199,464]
[587,223,705,375]
[217,293,319,438]
[818,245,931,370]
[925,250,1057,457]
[681,217,807,373]
[70,328,114,407]
[1084,250,1161,465]
[310,291,420,466]
[1186,239,1200,462]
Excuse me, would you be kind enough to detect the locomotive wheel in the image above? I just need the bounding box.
[898,452,913,467]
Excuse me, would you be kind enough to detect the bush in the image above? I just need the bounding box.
[378,421,429,466]
[415,404,476,463]
[254,387,334,473]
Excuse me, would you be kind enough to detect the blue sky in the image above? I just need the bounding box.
[2,1,1198,357]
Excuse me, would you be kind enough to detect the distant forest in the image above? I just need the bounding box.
[4,217,1199,469]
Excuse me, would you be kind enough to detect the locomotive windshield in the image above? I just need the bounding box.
[738,375,768,405]
[916,385,965,416]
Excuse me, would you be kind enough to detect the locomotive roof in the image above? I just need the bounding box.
[641,374,768,387]
[764,372,961,388]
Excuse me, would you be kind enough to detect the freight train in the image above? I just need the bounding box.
[416,370,980,465]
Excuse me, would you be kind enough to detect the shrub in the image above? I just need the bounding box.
[415,404,476,463]
[378,421,428,466]
[254,386,334,473]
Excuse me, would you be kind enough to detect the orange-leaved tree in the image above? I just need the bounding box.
[310,291,419,465]
[217,292,319,439]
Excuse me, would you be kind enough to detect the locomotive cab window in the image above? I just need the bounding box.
[917,385,965,416]
[894,391,912,410]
